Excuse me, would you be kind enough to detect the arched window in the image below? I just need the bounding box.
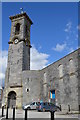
[15,23,20,35]
[25,25,28,38]
[43,72,47,83]
[58,64,63,78]
[69,59,75,74]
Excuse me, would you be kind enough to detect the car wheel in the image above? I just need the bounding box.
[57,108,60,112]
[38,110,41,112]
[27,107,31,110]
[43,108,45,112]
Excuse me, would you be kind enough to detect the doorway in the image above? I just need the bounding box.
[7,91,16,108]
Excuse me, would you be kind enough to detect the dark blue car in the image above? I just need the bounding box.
[37,102,60,112]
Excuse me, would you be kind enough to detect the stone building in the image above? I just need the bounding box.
[2,11,80,113]
[0,86,3,108]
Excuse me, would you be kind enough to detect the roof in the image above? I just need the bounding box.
[9,12,33,25]
[41,48,80,70]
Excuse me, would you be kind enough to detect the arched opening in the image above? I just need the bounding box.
[7,91,16,108]
[15,23,20,35]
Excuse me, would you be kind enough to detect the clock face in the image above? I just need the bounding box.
[14,39,18,44]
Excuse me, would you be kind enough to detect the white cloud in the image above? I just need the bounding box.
[64,22,72,32]
[52,43,67,52]
[76,34,78,38]
[30,45,49,70]
[0,73,5,80]
[39,45,42,49]
[77,25,80,30]
[0,50,8,86]
[75,34,78,41]
[0,47,49,86]
[69,47,74,53]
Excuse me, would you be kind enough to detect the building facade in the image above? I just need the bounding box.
[2,12,80,113]
[0,87,3,108]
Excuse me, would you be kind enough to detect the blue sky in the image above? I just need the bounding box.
[2,2,78,62]
[0,2,78,86]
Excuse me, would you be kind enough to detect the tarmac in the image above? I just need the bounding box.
[0,109,80,120]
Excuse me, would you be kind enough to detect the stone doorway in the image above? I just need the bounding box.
[7,91,16,108]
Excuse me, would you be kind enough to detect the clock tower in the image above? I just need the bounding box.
[9,11,33,71]
[3,11,33,108]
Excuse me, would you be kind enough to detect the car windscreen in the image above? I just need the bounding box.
[49,103,55,106]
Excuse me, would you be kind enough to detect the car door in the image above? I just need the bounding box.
[34,102,37,109]
[30,102,34,109]
[50,103,55,111]
[49,103,53,111]
[45,103,48,111]
[31,102,36,109]
[47,103,50,111]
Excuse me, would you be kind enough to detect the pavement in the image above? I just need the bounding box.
[0,109,80,120]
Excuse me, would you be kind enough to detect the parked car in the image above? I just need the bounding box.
[37,102,60,112]
[22,102,40,110]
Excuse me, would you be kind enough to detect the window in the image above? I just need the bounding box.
[27,78,29,83]
[50,90,55,99]
[26,88,29,93]
[27,89,29,92]
[69,59,75,74]
[43,84,47,97]
[58,64,63,78]
[25,25,28,38]
[43,72,47,83]
[8,68,10,82]
[15,23,20,35]
[32,102,35,105]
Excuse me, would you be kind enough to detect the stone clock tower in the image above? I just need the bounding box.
[3,11,33,108]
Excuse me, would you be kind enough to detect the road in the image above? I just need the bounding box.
[0,109,79,120]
